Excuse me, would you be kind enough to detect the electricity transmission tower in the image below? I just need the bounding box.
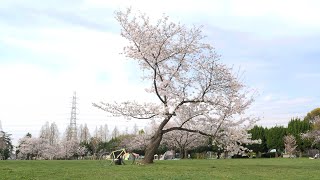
[69,91,78,140]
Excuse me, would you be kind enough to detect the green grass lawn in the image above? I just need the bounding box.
[0,158,319,180]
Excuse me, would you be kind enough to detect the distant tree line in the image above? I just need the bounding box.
[248,108,320,157]
[1,107,320,160]
[13,122,137,160]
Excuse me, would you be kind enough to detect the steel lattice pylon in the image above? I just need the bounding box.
[69,91,78,140]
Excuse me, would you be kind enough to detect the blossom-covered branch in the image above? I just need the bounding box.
[93,101,161,119]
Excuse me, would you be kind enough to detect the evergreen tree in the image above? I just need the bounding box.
[248,125,268,153]
[0,131,13,160]
[265,126,287,152]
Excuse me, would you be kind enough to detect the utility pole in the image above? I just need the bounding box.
[69,91,78,141]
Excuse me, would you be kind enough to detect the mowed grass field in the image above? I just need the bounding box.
[0,158,320,180]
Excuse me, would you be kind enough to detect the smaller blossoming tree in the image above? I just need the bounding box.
[283,135,297,158]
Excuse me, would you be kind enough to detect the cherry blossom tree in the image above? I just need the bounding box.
[283,135,297,158]
[162,120,207,158]
[94,8,256,164]
[58,139,83,159]
[17,134,32,159]
[42,143,59,160]
[212,118,261,158]
[121,123,154,151]
[126,132,150,151]
[302,116,320,146]
[163,130,206,159]
[18,132,87,160]
[18,136,37,159]
[58,126,87,159]
[76,146,87,159]
[18,136,51,160]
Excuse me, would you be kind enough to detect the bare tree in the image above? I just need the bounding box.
[95,124,109,142]
[63,125,74,141]
[78,124,83,141]
[39,122,59,146]
[79,124,91,143]
[132,123,139,135]
[39,122,50,140]
[112,126,120,139]
[98,125,104,141]
[94,8,255,163]
[49,122,59,145]
[104,124,109,142]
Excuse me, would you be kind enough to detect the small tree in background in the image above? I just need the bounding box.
[79,123,91,144]
[283,135,297,158]
[163,130,206,159]
[213,121,261,158]
[304,108,320,122]
[39,121,60,146]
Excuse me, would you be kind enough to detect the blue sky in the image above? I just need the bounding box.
[1,0,320,145]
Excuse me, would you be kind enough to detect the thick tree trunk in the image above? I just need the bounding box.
[142,131,163,164]
[184,149,188,159]
[180,148,184,159]
[179,147,185,159]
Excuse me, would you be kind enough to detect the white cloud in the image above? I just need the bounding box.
[296,73,320,79]
[83,0,225,17]
[248,94,316,127]
[229,0,320,26]
[262,94,274,102]
[82,0,320,35]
